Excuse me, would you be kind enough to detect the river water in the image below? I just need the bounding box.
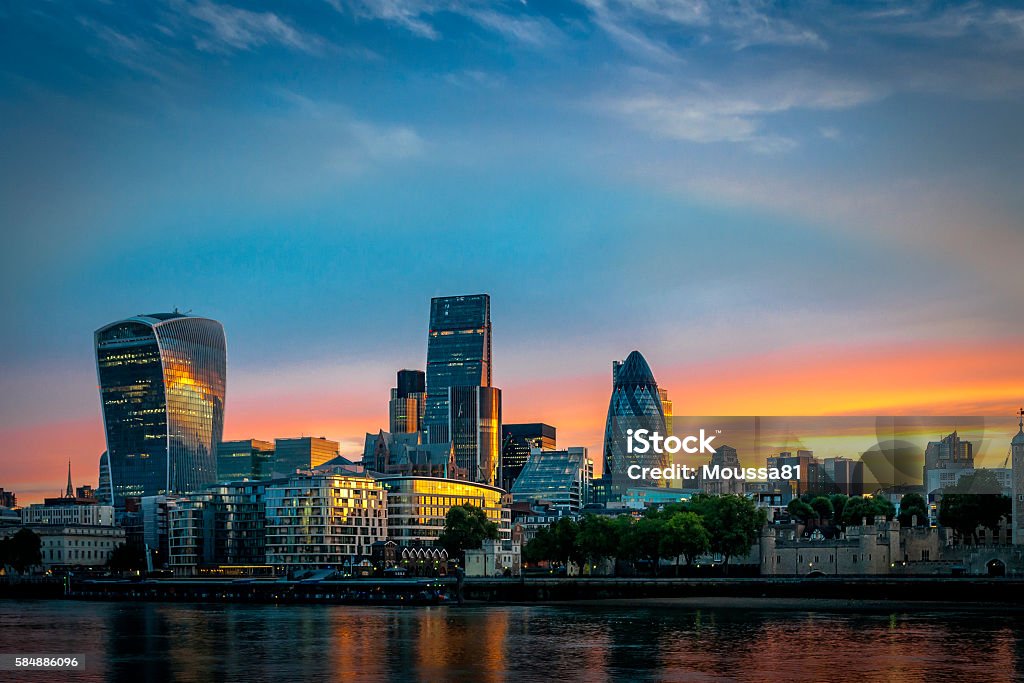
[2,599,1021,681]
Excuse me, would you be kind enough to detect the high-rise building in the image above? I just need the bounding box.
[602,350,667,499]
[1012,409,1024,545]
[424,294,491,444]
[272,437,339,478]
[449,385,502,486]
[659,387,673,437]
[500,423,556,491]
[821,457,865,496]
[264,474,387,570]
[97,451,112,506]
[0,489,15,509]
[217,439,275,482]
[95,312,227,505]
[923,430,975,497]
[510,447,592,513]
[767,450,821,499]
[389,369,426,434]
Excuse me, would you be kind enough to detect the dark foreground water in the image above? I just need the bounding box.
[2,599,1023,682]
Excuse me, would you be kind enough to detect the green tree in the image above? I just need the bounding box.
[829,494,848,525]
[0,529,42,573]
[437,504,499,560]
[809,496,834,521]
[692,494,767,572]
[786,499,816,523]
[575,515,619,573]
[938,470,1011,544]
[660,511,710,573]
[523,526,555,565]
[897,493,928,527]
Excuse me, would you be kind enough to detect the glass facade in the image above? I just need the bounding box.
[424,294,491,443]
[377,476,509,545]
[449,386,502,486]
[168,480,268,574]
[602,350,667,498]
[95,313,226,506]
[217,439,275,483]
[500,423,556,491]
[510,447,591,513]
[272,437,339,478]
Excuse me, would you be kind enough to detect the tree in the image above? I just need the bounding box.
[575,515,619,573]
[938,471,1011,544]
[897,493,928,527]
[809,496,834,521]
[107,543,147,573]
[843,495,896,526]
[786,499,816,523]
[691,494,767,572]
[0,529,42,573]
[660,511,710,573]
[829,494,848,524]
[437,504,499,560]
[523,526,555,565]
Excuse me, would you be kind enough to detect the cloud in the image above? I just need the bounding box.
[335,0,562,46]
[600,71,880,149]
[186,1,325,54]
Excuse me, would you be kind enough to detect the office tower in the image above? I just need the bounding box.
[449,385,502,486]
[97,451,112,506]
[767,450,821,499]
[1012,410,1024,545]
[659,388,673,437]
[821,457,865,496]
[424,294,491,444]
[217,439,275,482]
[389,369,426,434]
[272,437,339,478]
[510,447,592,513]
[264,474,387,570]
[701,445,743,495]
[95,312,227,505]
[923,430,975,496]
[602,350,667,498]
[500,423,556,491]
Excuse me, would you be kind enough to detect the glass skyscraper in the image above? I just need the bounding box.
[424,294,491,444]
[602,350,667,497]
[95,313,227,505]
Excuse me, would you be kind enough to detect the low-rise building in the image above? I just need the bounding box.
[377,475,510,545]
[2,525,126,568]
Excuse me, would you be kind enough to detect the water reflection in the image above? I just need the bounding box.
[2,600,1022,682]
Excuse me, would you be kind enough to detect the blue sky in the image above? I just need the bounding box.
[1,1,1023,499]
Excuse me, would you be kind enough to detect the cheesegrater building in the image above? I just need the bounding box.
[95,312,227,506]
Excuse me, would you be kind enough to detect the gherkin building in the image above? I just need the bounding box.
[602,350,667,495]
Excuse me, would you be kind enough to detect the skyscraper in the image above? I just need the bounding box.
[500,423,556,491]
[97,451,112,506]
[95,313,227,506]
[602,350,667,497]
[424,294,491,444]
[449,385,502,486]
[389,369,426,434]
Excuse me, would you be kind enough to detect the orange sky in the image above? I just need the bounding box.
[3,337,1021,503]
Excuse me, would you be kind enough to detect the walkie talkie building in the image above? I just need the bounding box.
[95,313,226,506]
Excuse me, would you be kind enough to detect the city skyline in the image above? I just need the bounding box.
[3,1,1024,502]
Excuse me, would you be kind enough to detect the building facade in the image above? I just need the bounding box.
[264,475,387,570]
[448,385,502,486]
[272,437,339,478]
[924,431,975,497]
[1013,411,1024,545]
[389,369,426,434]
[168,481,268,575]
[500,423,556,492]
[95,312,227,505]
[22,500,115,527]
[510,447,592,513]
[217,439,275,482]
[700,445,744,496]
[423,294,491,444]
[602,350,667,499]
[376,476,510,546]
[6,525,127,569]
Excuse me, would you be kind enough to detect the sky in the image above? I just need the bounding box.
[1,0,1023,503]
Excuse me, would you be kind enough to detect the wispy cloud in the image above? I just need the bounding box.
[600,72,880,150]
[185,1,325,54]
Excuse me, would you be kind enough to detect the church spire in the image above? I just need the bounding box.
[66,460,73,498]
